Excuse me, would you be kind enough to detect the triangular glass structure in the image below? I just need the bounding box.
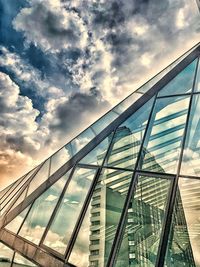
[0,43,200,267]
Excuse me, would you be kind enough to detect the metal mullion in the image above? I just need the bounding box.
[155,56,200,267]
[135,170,175,180]
[10,251,16,267]
[48,157,52,178]
[15,201,35,236]
[107,93,158,267]
[157,92,193,99]
[76,163,99,169]
[39,167,76,247]
[179,174,200,180]
[96,165,134,172]
[65,129,117,261]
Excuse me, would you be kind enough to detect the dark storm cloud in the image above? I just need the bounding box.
[49,89,110,135]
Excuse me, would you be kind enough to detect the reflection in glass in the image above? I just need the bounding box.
[70,128,96,155]
[115,175,171,267]
[26,160,50,197]
[0,243,14,266]
[158,59,197,97]
[80,133,113,166]
[181,94,200,176]
[43,168,97,254]
[12,253,37,267]
[194,59,200,92]
[69,168,133,267]
[4,187,28,215]
[18,170,71,245]
[50,145,72,176]
[165,177,200,267]
[92,111,118,135]
[0,167,38,213]
[105,98,154,170]
[113,93,141,114]
[141,96,190,174]
[5,206,31,234]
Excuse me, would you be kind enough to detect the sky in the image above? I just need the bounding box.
[0,0,199,188]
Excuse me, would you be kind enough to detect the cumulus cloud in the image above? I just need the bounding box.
[0,72,41,186]
[13,0,89,53]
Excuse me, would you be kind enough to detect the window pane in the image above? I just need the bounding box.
[3,187,28,216]
[0,167,38,213]
[50,145,72,176]
[70,128,96,155]
[18,170,71,245]
[158,59,197,97]
[165,177,200,267]
[114,175,171,267]
[181,94,200,176]
[104,97,154,170]
[141,96,190,174]
[0,242,14,266]
[113,93,141,114]
[5,206,31,234]
[194,59,200,92]
[12,253,37,267]
[68,168,133,267]
[79,133,113,166]
[43,167,97,254]
[26,160,50,197]
[92,111,118,135]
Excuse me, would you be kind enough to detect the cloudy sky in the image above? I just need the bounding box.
[0,0,199,188]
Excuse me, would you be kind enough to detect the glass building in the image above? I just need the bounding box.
[1,43,200,267]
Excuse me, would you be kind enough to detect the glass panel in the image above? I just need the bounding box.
[12,253,36,267]
[2,188,28,216]
[0,180,18,201]
[0,243,13,266]
[50,145,72,176]
[141,96,190,174]
[181,94,200,176]
[138,46,199,95]
[79,133,113,166]
[70,128,96,155]
[165,177,200,267]
[194,58,200,92]
[26,160,50,197]
[18,170,71,245]
[104,97,154,170]
[43,167,97,254]
[113,93,141,114]
[158,59,197,97]
[92,111,118,135]
[0,167,37,208]
[68,168,133,267]
[114,175,171,267]
[5,206,31,234]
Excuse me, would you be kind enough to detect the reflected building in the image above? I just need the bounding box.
[1,44,200,267]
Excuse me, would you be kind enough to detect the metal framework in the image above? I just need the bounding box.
[0,43,200,267]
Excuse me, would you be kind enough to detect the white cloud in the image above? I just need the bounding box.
[0,72,41,187]
[13,0,89,53]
